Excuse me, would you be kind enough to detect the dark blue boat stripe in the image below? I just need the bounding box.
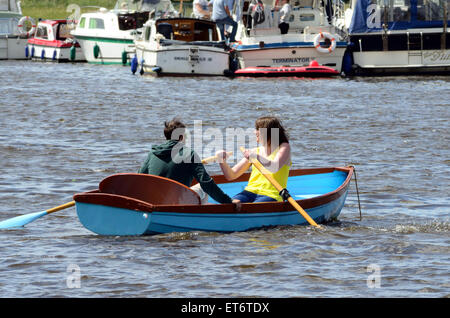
[236,41,348,50]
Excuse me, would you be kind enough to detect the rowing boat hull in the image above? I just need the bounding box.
[74,167,353,236]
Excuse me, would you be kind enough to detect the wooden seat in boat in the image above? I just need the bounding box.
[99,173,201,205]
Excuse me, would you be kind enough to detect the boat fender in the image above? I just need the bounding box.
[151,66,161,75]
[121,50,127,66]
[341,49,354,76]
[25,46,29,58]
[313,32,336,53]
[17,16,36,38]
[140,59,145,75]
[93,43,100,59]
[70,45,76,61]
[131,55,138,74]
[52,50,57,61]
[41,49,45,60]
[31,46,35,58]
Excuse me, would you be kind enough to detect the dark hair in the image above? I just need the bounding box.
[255,116,289,148]
[164,119,186,140]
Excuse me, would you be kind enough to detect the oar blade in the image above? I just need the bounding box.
[0,211,48,229]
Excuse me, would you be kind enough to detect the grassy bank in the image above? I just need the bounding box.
[21,0,118,20]
[20,0,192,21]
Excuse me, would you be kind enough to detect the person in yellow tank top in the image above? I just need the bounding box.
[216,116,291,203]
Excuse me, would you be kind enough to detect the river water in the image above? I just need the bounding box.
[0,60,448,298]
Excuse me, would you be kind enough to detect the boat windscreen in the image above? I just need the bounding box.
[0,0,20,12]
[141,0,177,17]
[57,23,73,40]
[118,11,150,30]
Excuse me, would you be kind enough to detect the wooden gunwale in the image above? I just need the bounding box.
[73,167,353,215]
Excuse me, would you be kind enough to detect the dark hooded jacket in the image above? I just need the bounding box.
[139,140,232,204]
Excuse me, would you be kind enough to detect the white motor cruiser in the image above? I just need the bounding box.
[134,4,230,76]
[71,0,153,65]
[232,0,348,72]
[343,0,450,75]
[0,0,34,59]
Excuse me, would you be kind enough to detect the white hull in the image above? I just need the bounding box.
[76,37,134,64]
[236,44,346,71]
[233,2,348,72]
[26,44,85,62]
[353,50,450,74]
[135,42,229,76]
[71,9,140,65]
[0,36,27,59]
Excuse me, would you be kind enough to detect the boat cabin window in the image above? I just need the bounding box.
[57,23,72,40]
[78,17,86,28]
[417,0,450,21]
[145,26,151,41]
[89,18,105,29]
[156,20,219,42]
[35,25,48,39]
[118,12,150,31]
[0,18,16,35]
[373,0,411,22]
[299,13,315,21]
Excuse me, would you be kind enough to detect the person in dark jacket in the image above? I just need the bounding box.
[139,119,239,206]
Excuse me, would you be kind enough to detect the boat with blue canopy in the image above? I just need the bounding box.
[73,167,354,236]
[343,0,450,75]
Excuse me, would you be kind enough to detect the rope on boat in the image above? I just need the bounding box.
[350,165,363,221]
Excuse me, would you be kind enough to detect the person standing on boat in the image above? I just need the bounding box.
[193,0,212,19]
[216,116,292,203]
[273,0,292,34]
[138,119,240,207]
[211,0,238,42]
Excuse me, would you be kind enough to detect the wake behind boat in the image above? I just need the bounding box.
[73,167,354,236]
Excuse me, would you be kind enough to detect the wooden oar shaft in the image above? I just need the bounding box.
[46,201,75,214]
[201,152,233,164]
[240,147,319,228]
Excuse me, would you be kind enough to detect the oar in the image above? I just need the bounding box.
[0,201,75,229]
[0,153,232,229]
[201,152,233,164]
[240,147,320,228]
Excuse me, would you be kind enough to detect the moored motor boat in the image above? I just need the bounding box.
[231,0,348,72]
[71,0,152,65]
[134,16,231,76]
[0,0,33,59]
[232,60,340,77]
[26,19,85,62]
[73,167,354,236]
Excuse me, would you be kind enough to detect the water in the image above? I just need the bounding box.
[0,60,449,298]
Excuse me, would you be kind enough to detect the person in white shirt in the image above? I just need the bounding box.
[193,0,212,19]
[273,0,291,34]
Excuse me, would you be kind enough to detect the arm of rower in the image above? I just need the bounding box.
[219,157,251,181]
[256,143,291,173]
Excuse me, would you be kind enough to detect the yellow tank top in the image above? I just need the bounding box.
[244,146,291,202]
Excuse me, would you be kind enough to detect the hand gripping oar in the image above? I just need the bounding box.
[240,147,320,228]
[0,201,75,229]
[0,153,232,229]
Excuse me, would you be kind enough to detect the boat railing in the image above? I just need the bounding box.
[333,0,345,21]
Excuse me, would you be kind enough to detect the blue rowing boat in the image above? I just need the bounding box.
[73,167,354,236]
